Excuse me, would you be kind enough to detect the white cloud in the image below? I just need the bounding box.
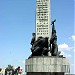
[60,51,71,58]
[71,35,75,41]
[22,60,25,64]
[60,51,65,55]
[58,43,71,51]
[71,64,74,66]
[58,43,72,58]
[74,49,75,52]
[66,54,72,58]
[70,64,75,74]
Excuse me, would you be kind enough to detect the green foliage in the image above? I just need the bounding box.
[5,65,13,75]
[0,68,2,72]
[5,65,13,71]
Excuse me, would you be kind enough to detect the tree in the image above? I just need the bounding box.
[0,68,2,72]
[6,65,13,71]
[5,65,13,75]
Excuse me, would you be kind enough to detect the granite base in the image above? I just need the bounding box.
[26,72,64,75]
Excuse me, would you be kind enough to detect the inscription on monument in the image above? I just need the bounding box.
[36,0,50,40]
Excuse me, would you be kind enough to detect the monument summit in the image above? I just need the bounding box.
[36,0,50,40]
[25,0,70,75]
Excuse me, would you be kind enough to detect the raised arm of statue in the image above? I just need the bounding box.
[51,19,56,33]
[51,19,56,25]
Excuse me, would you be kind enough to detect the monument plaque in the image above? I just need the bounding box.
[25,0,70,75]
[36,0,50,40]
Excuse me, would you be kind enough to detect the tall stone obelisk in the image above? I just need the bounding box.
[36,0,50,40]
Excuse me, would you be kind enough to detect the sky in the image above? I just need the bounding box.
[0,0,74,74]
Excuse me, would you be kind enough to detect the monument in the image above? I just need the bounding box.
[25,0,70,75]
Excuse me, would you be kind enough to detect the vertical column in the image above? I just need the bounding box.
[36,0,51,40]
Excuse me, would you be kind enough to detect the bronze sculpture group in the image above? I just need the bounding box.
[30,20,62,57]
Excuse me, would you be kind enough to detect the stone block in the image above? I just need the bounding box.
[25,56,70,73]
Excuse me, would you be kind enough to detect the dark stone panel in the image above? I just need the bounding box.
[26,72,64,75]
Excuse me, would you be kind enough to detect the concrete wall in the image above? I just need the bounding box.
[25,56,70,73]
[65,74,75,75]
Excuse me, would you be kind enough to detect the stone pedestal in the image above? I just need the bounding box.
[25,56,70,75]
